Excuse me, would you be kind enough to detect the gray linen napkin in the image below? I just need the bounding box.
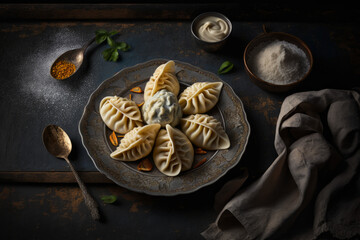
[202,88,360,240]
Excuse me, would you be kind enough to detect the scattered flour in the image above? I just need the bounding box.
[248,40,310,85]
[14,29,95,122]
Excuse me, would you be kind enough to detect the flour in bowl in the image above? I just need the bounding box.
[248,40,310,85]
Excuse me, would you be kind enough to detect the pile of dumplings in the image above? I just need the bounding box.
[99,60,230,177]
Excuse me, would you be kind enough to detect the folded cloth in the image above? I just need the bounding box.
[202,88,360,240]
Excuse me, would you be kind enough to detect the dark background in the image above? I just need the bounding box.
[1,2,359,240]
[1,1,360,22]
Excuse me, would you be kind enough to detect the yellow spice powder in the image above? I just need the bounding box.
[51,60,76,79]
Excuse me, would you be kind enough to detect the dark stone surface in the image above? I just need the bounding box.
[0,5,359,239]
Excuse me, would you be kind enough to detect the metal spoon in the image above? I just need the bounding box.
[50,37,95,80]
[42,125,100,220]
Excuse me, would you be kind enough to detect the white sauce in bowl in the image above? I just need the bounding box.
[196,16,229,42]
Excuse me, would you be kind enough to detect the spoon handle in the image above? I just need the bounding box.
[81,37,96,52]
[64,157,100,221]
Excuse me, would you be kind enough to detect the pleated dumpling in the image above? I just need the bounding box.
[178,82,223,115]
[99,96,143,134]
[180,114,230,150]
[110,124,161,161]
[153,124,194,176]
[144,60,180,101]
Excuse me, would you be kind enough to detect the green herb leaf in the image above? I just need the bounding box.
[95,29,129,62]
[95,34,107,44]
[116,42,131,52]
[109,30,118,36]
[95,30,119,44]
[107,37,116,48]
[101,195,117,204]
[95,30,108,44]
[102,48,119,62]
[95,29,107,35]
[109,49,119,62]
[101,48,113,60]
[218,61,234,74]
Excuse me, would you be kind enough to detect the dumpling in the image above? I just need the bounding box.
[110,124,161,161]
[178,82,223,115]
[180,114,230,150]
[153,124,194,176]
[99,96,143,134]
[144,60,180,101]
[142,89,182,127]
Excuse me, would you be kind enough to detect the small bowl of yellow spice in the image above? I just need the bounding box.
[244,29,313,93]
[191,12,232,52]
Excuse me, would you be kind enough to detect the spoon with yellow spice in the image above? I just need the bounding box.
[50,37,95,80]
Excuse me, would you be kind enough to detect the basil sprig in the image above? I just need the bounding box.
[218,61,234,74]
[95,30,130,62]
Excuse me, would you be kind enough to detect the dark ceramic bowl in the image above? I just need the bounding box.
[191,12,232,52]
[243,31,313,93]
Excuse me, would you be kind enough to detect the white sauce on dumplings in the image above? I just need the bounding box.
[142,89,182,127]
